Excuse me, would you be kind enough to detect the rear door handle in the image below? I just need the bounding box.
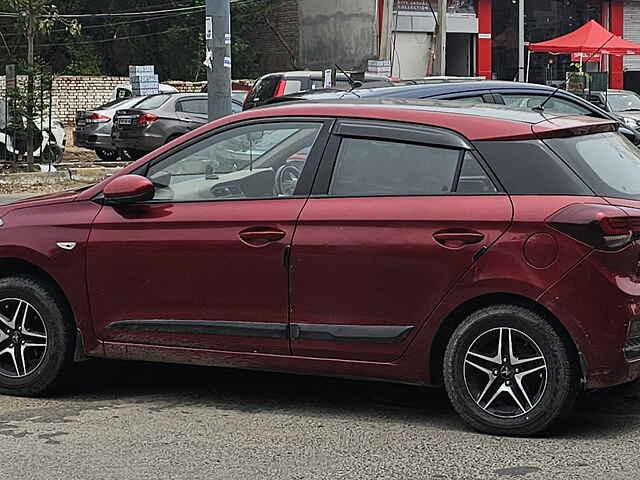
[239,227,286,247]
[433,231,485,248]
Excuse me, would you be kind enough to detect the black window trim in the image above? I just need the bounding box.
[99,116,336,205]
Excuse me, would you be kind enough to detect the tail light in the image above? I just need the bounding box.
[87,113,110,124]
[547,203,640,251]
[137,113,158,126]
[274,80,287,97]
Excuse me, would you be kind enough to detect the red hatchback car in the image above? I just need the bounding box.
[1,100,640,436]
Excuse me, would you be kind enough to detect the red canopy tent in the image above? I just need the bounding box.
[526,20,640,83]
[529,20,640,55]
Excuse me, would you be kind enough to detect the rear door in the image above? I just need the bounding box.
[289,120,513,362]
[176,97,209,128]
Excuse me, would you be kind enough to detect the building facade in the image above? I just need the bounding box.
[389,0,628,89]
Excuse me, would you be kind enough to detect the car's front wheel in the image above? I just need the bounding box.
[0,276,75,397]
[444,305,579,436]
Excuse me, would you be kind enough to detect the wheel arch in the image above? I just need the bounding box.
[0,257,76,328]
[428,292,583,386]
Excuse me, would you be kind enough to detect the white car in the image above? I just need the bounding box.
[113,83,178,100]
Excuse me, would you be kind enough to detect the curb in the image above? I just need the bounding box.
[0,167,122,187]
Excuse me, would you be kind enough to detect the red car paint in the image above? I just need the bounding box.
[0,101,638,391]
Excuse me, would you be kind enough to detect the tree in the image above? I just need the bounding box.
[4,0,78,166]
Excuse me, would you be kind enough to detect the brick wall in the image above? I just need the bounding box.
[0,76,212,126]
[0,75,128,125]
[252,0,301,73]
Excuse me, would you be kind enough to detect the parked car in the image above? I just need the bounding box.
[586,89,640,129]
[2,99,640,437]
[113,82,178,100]
[271,79,640,142]
[243,70,393,110]
[198,87,253,106]
[74,97,143,162]
[112,93,243,159]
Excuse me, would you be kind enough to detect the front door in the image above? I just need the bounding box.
[87,119,330,355]
[290,120,513,362]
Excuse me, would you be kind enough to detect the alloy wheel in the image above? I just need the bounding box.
[0,298,48,378]
[463,327,547,419]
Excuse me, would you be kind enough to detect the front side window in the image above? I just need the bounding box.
[329,138,493,197]
[146,122,323,202]
[546,132,640,201]
[501,94,592,116]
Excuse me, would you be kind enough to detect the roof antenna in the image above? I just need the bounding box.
[334,64,363,91]
[532,87,561,112]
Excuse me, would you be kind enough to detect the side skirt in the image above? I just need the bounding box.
[94,341,428,386]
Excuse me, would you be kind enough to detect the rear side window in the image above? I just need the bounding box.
[546,132,640,201]
[179,99,208,114]
[500,94,593,116]
[135,94,172,110]
[458,152,498,193]
[475,140,592,195]
[329,138,495,197]
[246,76,280,104]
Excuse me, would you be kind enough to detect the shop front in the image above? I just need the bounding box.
[482,0,624,88]
[388,0,625,88]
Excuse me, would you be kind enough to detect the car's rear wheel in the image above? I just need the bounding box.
[0,276,74,397]
[444,305,579,436]
[95,148,119,162]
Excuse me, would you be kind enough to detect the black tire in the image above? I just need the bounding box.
[0,275,75,397]
[95,148,119,162]
[443,304,579,436]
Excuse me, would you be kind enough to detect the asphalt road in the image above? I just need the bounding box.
[0,359,638,480]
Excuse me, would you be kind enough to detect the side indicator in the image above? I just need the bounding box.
[56,242,77,251]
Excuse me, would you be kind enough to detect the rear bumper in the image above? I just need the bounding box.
[111,130,164,152]
[539,249,640,389]
[74,131,115,150]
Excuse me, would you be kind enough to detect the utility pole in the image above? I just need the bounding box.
[434,0,447,76]
[206,0,232,122]
[518,0,525,81]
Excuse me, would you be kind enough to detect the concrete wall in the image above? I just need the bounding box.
[392,32,433,79]
[298,0,378,71]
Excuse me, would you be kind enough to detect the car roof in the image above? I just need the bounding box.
[263,70,390,80]
[293,80,562,101]
[225,98,616,141]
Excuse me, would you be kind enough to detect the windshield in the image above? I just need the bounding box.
[607,93,640,112]
[134,94,171,111]
[546,132,640,201]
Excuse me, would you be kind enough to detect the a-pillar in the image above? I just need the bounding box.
[477,0,492,79]
[610,0,624,89]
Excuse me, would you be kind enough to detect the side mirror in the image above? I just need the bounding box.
[619,126,640,146]
[103,174,155,205]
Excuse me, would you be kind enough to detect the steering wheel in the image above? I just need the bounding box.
[275,164,302,197]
